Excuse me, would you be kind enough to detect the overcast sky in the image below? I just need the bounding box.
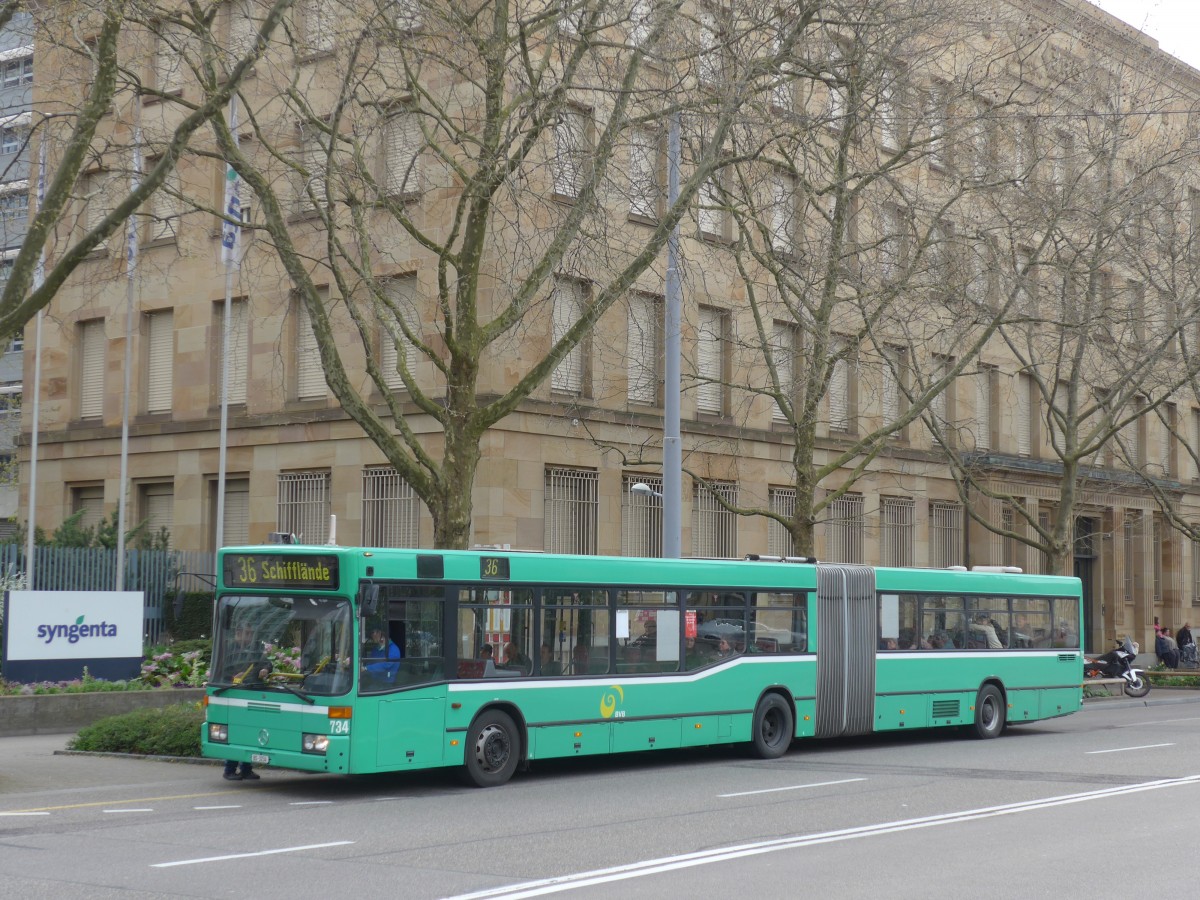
[1089,0,1200,70]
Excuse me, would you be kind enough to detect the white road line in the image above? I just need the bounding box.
[447,775,1200,900]
[104,809,152,814]
[1086,742,1175,754]
[1115,717,1200,728]
[0,812,49,817]
[719,778,866,798]
[151,840,354,868]
[194,805,243,810]
[289,801,333,806]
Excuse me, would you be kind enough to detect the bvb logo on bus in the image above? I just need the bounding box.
[599,685,625,719]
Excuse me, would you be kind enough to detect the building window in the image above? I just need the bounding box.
[552,107,589,200]
[379,274,418,391]
[144,310,174,414]
[0,182,28,221]
[214,299,248,406]
[1153,515,1164,604]
[154,22,187,94]
[828,337,855,433]
[770,171,797,255]
[930,354,954,440]
[71,484,105,531]
[551,278,587,395]
[697,9,723,85]
[212,476,249,548]
[277,470,331,543]
[0,125,24,155]
[2,54,32,88]
[1123,512,1137,603]
[770,322,796,424]
[1192,529,1200,605]
[138,482,174,548]
[226,0,257,65]
[299,0,336,54]
[147,162,181,243]
[825,492,864,563]
[698,174,726,239]
[80,171,115,251]
[628,126,660,220]
[79,319,105,419]
[692,480,737,558]
[627,292,660,406]
[695,306,726,416]
[383,107,421,197]
[628,0,652,46]
[392,0,422,31]
[929,501,962,568]
[880,497,914,567]
[295,296,326,400]
[879,203,904,282]
[362,465,420,547]
[881,346,908,436]
[1002,503,1026,570]
[621,473,661,557]
[768,487,796,558]
[1016,372,1032,457]
[298,130,328,213]
[974,364,996,451]
[545,466,597,554]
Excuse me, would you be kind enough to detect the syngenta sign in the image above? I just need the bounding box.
[38,615,120,645]
[5,592,143,662]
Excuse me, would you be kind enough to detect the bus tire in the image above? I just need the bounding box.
[462,709,520,788]
[750,693,793,759]
[972,684,1005,739]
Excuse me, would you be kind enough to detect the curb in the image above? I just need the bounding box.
[54,749,219,766]
[1081,688,1200,711]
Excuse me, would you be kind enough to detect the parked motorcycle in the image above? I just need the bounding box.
[1083,636,1150,698]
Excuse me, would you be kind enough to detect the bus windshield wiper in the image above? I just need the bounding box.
[276,682,315,704]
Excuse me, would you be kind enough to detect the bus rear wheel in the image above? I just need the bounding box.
[750,693,793,759]
[462,709,520,788]
[971,684,1006,739]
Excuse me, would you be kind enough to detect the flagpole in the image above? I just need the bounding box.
[116,120,142,591]
[216,96,242,552]
[25,135,47,588]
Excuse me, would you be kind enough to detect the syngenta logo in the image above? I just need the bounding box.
[37,615,118,645]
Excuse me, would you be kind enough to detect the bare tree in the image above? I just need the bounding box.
[0,0,292,344]
[197,0,821,548]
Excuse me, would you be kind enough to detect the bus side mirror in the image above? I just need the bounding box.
[360,584,380,616]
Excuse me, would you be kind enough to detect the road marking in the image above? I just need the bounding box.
[289,801,333,806]
[151,840,355,868]
[0,812,49,817]
[719,778,866,798]
[104,808,153,814]
[446,775,1200,899]
[0,789,246,814]
[194,805,243,810]
[1086,742,1174,754]
[1115,717,1200,728]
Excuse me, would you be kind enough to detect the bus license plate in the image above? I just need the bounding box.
[251,753,270,765]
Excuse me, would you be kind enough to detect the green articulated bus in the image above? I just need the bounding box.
[202,545,1084,787]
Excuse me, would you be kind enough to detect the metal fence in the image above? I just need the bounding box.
[0,546,216,645]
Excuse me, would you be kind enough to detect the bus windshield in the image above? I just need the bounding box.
[211,594,354,696]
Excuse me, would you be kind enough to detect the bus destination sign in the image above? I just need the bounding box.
[224,554,340,590]
[480,556,510,580]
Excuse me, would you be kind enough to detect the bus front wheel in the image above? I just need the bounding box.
[462,709,520,788]
[971,685,1006,739]
[750,693,794,759]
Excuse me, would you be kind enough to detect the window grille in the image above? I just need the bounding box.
[929,501,962,568]
[621,474,661,557]
[544,467,597,554]
[1002,503,1026,570]
[1123,512,1136,603]
[768,487,796,558]
[692,481,737,558]
[1036,509,1051,574]
[146,311,173,413]
[362,466,420,547]
[277,471,330,543]
[880,497,914,567]
[825,493,863,563]
[1153,515,1163,604]
[1017,373,1031,456]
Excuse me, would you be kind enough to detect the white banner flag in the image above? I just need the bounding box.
[220,98,242,267]
[127,129,141,280]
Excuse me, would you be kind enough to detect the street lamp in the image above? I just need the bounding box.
[630,482,662,500]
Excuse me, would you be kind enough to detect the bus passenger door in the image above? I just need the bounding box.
[814,565,876,738]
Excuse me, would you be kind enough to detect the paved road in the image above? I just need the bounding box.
[2,691,1197,898]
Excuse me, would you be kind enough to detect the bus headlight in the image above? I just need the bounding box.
[208,723,228,743]
[302,733,329,755]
